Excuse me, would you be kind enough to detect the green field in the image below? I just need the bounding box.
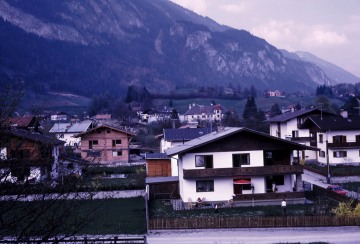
[1,197,147,236]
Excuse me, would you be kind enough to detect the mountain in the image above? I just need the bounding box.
[294,51,360,85]
[0,0,332,98]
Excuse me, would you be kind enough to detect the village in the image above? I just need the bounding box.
[2,95,360,241]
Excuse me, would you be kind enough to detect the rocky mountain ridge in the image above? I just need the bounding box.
[0,0,341,97]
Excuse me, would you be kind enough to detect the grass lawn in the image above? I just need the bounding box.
[149,196,338,219]
[79,198,146,235]
[1,197,146,236]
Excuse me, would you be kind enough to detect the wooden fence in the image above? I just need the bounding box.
[149,216,360,230]
[0,236,147,244]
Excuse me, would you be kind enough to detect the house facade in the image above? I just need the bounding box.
[165,127,317,204]
[74,125,135,164]
[266,108,326,161]
[300,114,360,166]
[0,129,64,182]
[183,104,226,123]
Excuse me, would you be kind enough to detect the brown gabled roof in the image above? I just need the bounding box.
[7,116,35,127]
[10,129,64,146]
[73,125,135,138]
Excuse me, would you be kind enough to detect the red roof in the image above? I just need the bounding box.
[7,116,35,127]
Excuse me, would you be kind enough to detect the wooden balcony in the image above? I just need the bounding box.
[327,141,360,149]
[233,191,305,201]
[183,164,304,179]
[290,136,311,142]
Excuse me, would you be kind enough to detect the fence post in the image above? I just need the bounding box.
[114,236,117,244]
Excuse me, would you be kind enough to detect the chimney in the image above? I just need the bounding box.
[340,110,348,118]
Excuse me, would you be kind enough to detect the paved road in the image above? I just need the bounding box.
[147,226,360,244]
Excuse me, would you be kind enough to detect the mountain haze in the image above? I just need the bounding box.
[0,0,334,97]
[295,51,360,85]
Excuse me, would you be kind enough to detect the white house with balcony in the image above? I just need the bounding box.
[165,127,317,205]
[266,108,328,161]
[300,114,360,166]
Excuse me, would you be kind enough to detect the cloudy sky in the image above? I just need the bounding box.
[170,0,360,77]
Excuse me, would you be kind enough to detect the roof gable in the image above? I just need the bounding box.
[266,108,322,122]
[163,128,213,141]
[74,125,135,138]
[165,127,317,156]
[10,129,64,146]
[302,115,360,131]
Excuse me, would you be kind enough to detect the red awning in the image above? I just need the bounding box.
[233,179,251,185]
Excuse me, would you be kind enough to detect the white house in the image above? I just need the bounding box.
[183,104,226,123]
[266,108,326,161]
[300,114,360,166]
[49,120,93,146]
[165,127,317,205]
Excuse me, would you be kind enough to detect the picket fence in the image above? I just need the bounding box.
[149,216,360,229]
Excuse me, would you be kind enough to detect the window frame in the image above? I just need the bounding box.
[195,155,213,168]
[112,150,122,157]
[112,139,122,147]
[196,180,214,192]
[89,140,98,149]
[333,151,347,158]
[232,153,250,167]
[333,135,346,143]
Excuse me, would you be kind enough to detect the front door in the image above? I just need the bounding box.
[233,184,242,195]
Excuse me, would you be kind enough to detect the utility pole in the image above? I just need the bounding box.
[326,133,330,184]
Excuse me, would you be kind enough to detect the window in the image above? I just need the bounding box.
[292,130,299,138]
[196,180,214,192]
[272,175,284,185]
[356,135,360,143]
[333,135,346,143]
[195,155,213,168]
[333,151,347,158]
[107,129,111,133]
[233,153,250,167]
[319,134,323,143]
[112,150,122,157]
[112,139,122,147]
[89,140,98,149]
[319,151,325,158]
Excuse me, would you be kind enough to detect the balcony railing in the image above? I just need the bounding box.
[327,141,360,149]
[183,164,304,179]
[290,136,311,142]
